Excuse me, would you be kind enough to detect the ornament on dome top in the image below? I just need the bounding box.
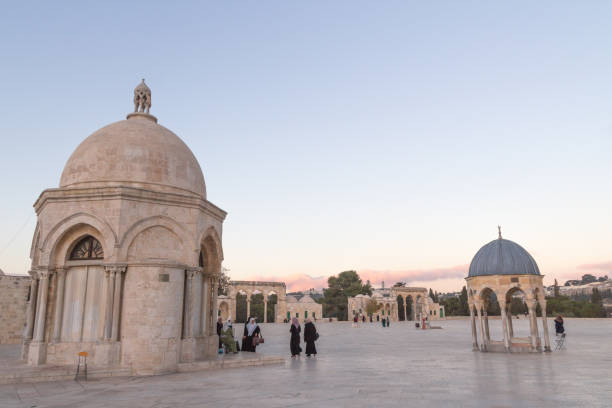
[133,79,151,114]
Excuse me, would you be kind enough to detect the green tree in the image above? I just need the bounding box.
[581,274,597,284]
[553,279,560,298]
[393,282,406,287]
[365,298,381,316]
[591,288,606,317]
[458,286,469,315]
[440,296,460,316]
[429,288,436,301]
[322,270,372,320]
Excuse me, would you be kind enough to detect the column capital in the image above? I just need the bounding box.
[525,299,537,309]
[37,269,52,279]
[104,264,127,274]
[186,269,198,280]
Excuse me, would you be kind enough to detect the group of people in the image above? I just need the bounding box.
[290,317,319,358]
[216,316,263,354]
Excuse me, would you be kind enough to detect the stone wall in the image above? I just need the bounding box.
[0,274,30,344]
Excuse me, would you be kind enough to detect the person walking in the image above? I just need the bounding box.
[386,316,390,327]
[290,317,302,357]
[554,315,565,335]
[242,317,261,352]
[382,316,386,327]
[304,318,318,357]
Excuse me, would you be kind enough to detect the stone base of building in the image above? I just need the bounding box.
[26,342,46,366]
[483,338,543,353]
[44,341,121,366]
[1,353,284,385]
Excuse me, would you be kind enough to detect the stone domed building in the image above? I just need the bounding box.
[23,81,227,374]
[466,228,550,353]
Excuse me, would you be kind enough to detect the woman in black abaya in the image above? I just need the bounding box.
[241,317,261,352]
[304,318,318,357]
[289,317,302,357]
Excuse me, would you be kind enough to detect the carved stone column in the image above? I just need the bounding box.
[263,298,268,323]
[500,303,510,352]
[183,270,197,339]
[475,303,487,352]
[483,309,490,343]
[246,295,251,320]
[103,266,116,340]
[469,301,479,351]
[206,275,219,336]
[33,269,51,342]
[52,268,67,342]
[526,299,539,352]
[111,266,127,341]
[403,298,407,322]
[23,273,39,341]
[211,276,219,328]
[539,299,551,352]
[507,308,514,338]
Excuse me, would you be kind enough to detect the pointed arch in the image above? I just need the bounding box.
[42,213,116,266]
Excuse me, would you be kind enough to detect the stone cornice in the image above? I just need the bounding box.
[231,280,286,287]
[33,186,227,221]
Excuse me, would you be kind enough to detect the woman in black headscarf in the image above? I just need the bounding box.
[242,317,261,352]
[289,317,302,357]
[303,318,318,357]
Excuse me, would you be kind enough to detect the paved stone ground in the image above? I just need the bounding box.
[1,318,610,408]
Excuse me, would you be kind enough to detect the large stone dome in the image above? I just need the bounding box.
[468,237,540,277]
[60,114,206,198]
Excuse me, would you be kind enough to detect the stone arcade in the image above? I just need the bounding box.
[22,81,227,374]
[466,228,551,353]
[348,287,445,322]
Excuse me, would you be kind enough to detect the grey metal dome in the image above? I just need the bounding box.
[468,237,540,277]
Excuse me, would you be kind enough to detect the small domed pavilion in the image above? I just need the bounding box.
[466,227,551,353]
[23,81,227,374]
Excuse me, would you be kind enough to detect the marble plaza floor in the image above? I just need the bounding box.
[1,318,611,408]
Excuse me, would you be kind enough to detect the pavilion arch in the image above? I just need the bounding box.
[199,229,223,275]
[118,215,191,261]
[40,212,117,266]
[47,223,109,268]
[197,226,224,267]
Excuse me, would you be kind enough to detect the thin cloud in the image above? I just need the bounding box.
[577,262,612,272]
[245,265,468,292]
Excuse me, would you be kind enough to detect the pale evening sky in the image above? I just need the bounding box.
[1,1,611,292]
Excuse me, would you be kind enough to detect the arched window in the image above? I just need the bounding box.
[70,236,104,260]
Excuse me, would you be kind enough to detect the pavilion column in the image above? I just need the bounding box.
[246,295,251,319]
[476,303,487,352]
[500,303,511,352]
[23,273,39,341]
[526,299,539,352]
[103,266,116,341]
[539,299,551,352]
[33,269,51,342]
[483,309,490,343]
[211,276,219,329]
[52,268,67,342]
[403,298,407,322]
[263,298,268,323]
[206,275,219,336]
[413,300,417,321]
[183,270,195,339]
[200,276,210,335]
[111,266,126,341]
[469,302,479,351]
[507,308,514,338]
